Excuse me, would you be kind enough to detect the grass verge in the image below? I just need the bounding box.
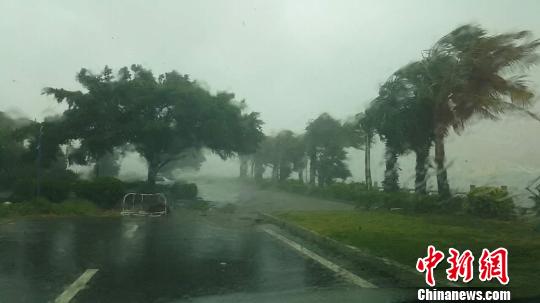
[276,210,540,298]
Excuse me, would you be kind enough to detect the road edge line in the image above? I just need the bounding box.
[261,227,377,288]
[54,268,99,303]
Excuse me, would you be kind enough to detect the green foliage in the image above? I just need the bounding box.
[44,65,264,185]
[270,180,454,214]
[466,187,515,220]
[169,182,198,199]
[11,178,74,203]
[363,25,540,196]
[52,199,100,216]
[253,131,306,182]
[40,179,72,202]
[0,198,99,218]
[93,151,121,178]
[305,113,351,185]
[74,177,125,209]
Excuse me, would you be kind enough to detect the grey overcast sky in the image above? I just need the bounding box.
[2,0,540,197]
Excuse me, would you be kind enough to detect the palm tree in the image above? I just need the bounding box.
[393,61,436,194]
[357,113,374,190]
[425,24,540,197]
[367,78,410,192]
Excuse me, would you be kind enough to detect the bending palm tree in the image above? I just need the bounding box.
[426,25,540,197]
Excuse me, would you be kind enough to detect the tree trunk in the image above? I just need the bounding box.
[146,157,159,187]
[364,133,372,190]
[271,164,278,181]
[298,169,304,183]
[309,153,317,186]
[414,143,430,194]
[434,130,450,197]
[254,160,264,181]
[317,173,324,187]
[382,144,399,192]
[239,155,248,178]
[94,162,100,178]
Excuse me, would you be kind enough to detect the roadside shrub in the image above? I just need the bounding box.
[53,199,99,216]
[411,194,440,213]
[260,179,519,218]
[440,196,466,214]
[10,178,72,202]
[40,179,72,202]
[10,178,36,202]
[74,177,125,209]
[0,198,99,217]
[12,197,55,216]
[326,182,368,201]
[169,182,198,199]
[278,180,308,194]
[123,181,171,194]
[465,187,514,220]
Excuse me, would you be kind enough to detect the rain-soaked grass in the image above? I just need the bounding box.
[276,210,540,298]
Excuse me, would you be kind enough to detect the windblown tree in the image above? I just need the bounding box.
[0,112,32,188]
[251,130,305,182]
[291,134,308,183]
[356,112,376,190]
[343,115,370,189]
[155,148,206,178]
[274,131,305,182]
[364,25,539,196]
[393,61,436,194]
[367,78,410,192]
[237,110,265,179]
[252,135,274,181]
[305,113,351,186]
[45,65,264,186]
[425,25,540,197]
[44,66,129,177]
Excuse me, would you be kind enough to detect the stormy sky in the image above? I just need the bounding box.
[2,0,540,199]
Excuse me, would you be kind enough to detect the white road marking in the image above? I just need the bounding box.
[261,227,377,288]
[54,269,99,303]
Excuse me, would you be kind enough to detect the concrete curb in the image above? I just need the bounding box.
[259,212,457,287]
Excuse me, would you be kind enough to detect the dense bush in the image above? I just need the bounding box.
[10,178,73,202]
[169,182,198,199]
[122,180,198,200]
[465,187,515,219]
[266,180,455,214]
[275,179,308,194]
[74,177,125,209]
[0,197,99,218]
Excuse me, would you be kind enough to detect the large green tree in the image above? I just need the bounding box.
[45,65,264,186]
[251,130,305,182]
[305,113,351,186]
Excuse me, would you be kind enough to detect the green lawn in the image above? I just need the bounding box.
[276,210,540,298]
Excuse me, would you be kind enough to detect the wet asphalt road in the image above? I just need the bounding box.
[0,210,415,303]
[0,178,416,303]
[0,211,345,303]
